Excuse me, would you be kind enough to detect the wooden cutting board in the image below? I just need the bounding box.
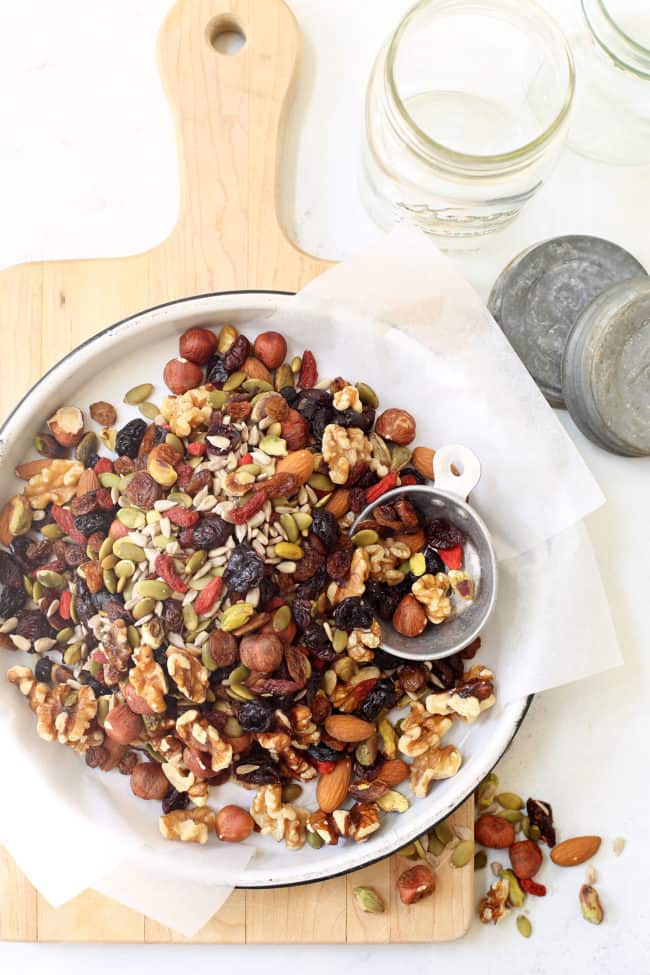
[0,0,474,944]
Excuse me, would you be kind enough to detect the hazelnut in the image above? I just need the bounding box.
[242,357,273,384]
[239,633,284,673]
[179,327,218,365]
[392,594,427,637]
[253,331,287,370]
[47,406,85,448]
[163,357,204,394]
[183,746,214,780]
[147,444,179,487]
[215,804,255,843]
[131,761,169,800]
[104,703,143,745]
[375,408,416,446]
[397,864,436,905]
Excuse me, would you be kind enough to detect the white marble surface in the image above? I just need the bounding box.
[0,1,649,972]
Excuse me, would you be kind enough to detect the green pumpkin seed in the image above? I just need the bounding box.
[36,569,65,590]
[369,432,391,467]
[409,553,426,576]
[96,696,111,727]
[138,402,160,421]
[474,850,488,870]
[355,382,378,409]
[112,539,146,562]
[314,493,332,509]
[308,472,333,491]
[98,537,114,562]
[133,597,156,621]
[229,665,251,686]
[434,822,453,847]
[185,550,207,575]
[69,595,78,623]
[114,559,136,579]
[116,577,127,595]
[237,463,262,476]
[136,579,172,600]
[189,575,213,591]
[497,792,524,811]
[390,446,411,471]
[272,605,292,632]
[165,434,184,455]
[377,790,409,813]
[306,830,323,849]
[282,783,303,803]
[124,382,154,405]
[398,843,417,859]
[352,529,379,547]
[414,839,427,860]
[290,356,302,374]
[499,809,522,824]
[103,569,117,594]
[22,576,34,599]
[503,869,526,907]
[182,604,199,632]
[221,603,255,631]
[521,815,531,838]
[260,434,288,457]
[168,491,192,508]
[292,512,312,532]
[127,625,141,648]
[227,683,255,702]
[353,886,385,914]
[516,915,532,938]
[332,628,348,653]
[275,364,294,391]
[208,389,227,408]
[201,644,218,672]
[242,378,274,394]
[529,824,541,841]
[451,840,475,868]
[98,472,121,489]
[75,431,99,466]
[117,507,146,529]
[280,513,299,543]
[41,523,64,540]
[223,371,246,392]
[153,535,172,549]
[63,643,82,665]
[266,421,281,437]
[55,626,74,643]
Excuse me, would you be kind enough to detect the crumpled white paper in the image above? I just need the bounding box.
[0,227,621,937]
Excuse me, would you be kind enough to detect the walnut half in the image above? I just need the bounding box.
[159,807,217,844]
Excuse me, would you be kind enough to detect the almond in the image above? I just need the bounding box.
[317,757,352,813]
[393,593,427,637]
[551,835,601,867]
[325,714,375,743]
[76,468,100,497]
[243,356,273,384]
[276,449,315,485]
[15,458,52,480]
[376,758,409,787]
[411,446,435,479]
[325,488,350,519]
[393,528,426,555]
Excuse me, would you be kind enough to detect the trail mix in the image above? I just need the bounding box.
[0,324,496,850]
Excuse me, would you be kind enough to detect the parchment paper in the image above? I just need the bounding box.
[0,228,621,936]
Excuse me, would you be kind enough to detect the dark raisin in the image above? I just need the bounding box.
[162,788,190,814]
[70,493,99,517]
[73,511,113,537]
[400,466,426,484]
[426,518,465,549]
[237,700,275,733]
[64,543,88,567]
[372,646,401,671]
[152,425,168,446]
[206,353,229,387]
[311,406,334,443]
[0,550,23,589]
[0,584,27,618]
[279,387,299,407]
[86,676,113,697]
[15,610,53,642]
[9,536,34,569]
[334,597,374,631]
[293,539,325,582]
[326,547,353,581]
[74,581,96,625]
[365,579,410,621]
[307,742,341,764]
[295,566,327,600]
[85,746,108,769]
[191,513,234,549]
[526,798,556,847]
[223,544,265,591]
[348,487,367,513]
[311,508,340,552]
[258,574,280,610]
[34,656,53,683]
[303,622,330,651]
[429,654,464,690]
[334,406,375,433]
[424,545,446,575]
[235,764,280,786]
[355,677,398,721]
[292,595,313,631]
[223,334,251,372]
[93,588,121,612]
[353,758,383,782]
[25,539,54,566]
[206,418,241,457]
[154,647,169,671]
[352,468,377,488]
[162,599,183,634]
[126,471,162,509]
[115,419,148,458]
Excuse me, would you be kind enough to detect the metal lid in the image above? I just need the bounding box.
[562,276,650,457]
[488,235,646,406]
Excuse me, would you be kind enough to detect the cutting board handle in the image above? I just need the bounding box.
[157,0,319,283]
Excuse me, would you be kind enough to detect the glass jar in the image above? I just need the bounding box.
[568,0,650,164]
[361,0,575,243]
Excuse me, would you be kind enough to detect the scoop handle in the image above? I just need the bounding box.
[433,444,481,499]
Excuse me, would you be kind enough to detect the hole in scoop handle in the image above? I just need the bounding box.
[433,444,481,499]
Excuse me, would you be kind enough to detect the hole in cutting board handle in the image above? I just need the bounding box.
[207,16,246,55]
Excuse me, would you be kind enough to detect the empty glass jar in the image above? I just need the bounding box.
[361,0,575,242]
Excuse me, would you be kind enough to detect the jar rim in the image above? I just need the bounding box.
[582,0,650,79]
[385,0,575,171]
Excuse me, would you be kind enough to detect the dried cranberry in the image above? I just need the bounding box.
[424,545,446,575]
[162,599,183,634]
[311,508,340,552]
[223,334,250,372]
[223,544,265,591]
[191,514,234,550]
[73,511,113,537]
[115,419,148,458]
[292,595,313,631]
[206,353,229,387]
[355,678,398,722]
[34,656,53,683]
[0,551,23,589]
[238,700,275,732]
[0,585,26,618]
[426,518,465,549]
[162,788,190,814]
[15,610,53,642]
[334,597,373,631]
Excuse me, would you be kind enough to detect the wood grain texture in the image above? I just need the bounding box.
[0,0,474,944]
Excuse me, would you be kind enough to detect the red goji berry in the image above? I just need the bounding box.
[439,545,463,570]
[352,678,378,701]
[365,471,398,504]
[187,441,207,456]
[51,504,87,544]
[94,458,113,475]
[231,489,268,524]
[238,452,253,467]
[399,474,418,486]
[297,350,318,388]
[95,488,114,510]
[166,505,200,528]
[175,464,194,490]
[194,576,224,615]
[520,878,547,897]
[59,590,72,620]
[313,759,336,775]
[109,519,129,540]
[155,554,187,594]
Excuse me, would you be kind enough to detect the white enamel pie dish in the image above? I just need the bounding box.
[0,290,530,887]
